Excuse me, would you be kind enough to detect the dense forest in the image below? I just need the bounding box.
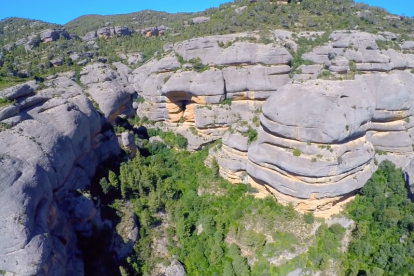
[87,123,414,276]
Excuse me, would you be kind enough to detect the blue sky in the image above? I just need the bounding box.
[0,0,412,25]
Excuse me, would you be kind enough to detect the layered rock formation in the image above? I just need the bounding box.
[125,31,412,214]
[129,33,292,150]
[2,27,414,274]
[246,71,414,213]
[96,26,131,39]
[295,31,414,80]
[80,63,136,122]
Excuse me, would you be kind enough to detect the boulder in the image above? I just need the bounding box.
[97,27,113,39]
[51,58,63,66]
[114,26,131,37]
[150,55,180,73]
[77,59,88,66]
[80,63,135,122]
[82,31,97,42]
[24,34,40,51]
[0,83,35,100]
[40,29,60,42]
[401,41,414,50]
[192,16,210,24]
[140,26,167,37]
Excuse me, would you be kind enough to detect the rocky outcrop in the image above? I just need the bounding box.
[0,77,122,275]
[297,31,414,77]
[97,26,131,39]
[40,29,70,42]
[192,16,210,24]
[81,31,97,42]
[128,33,291,150]
[247,71,414,213]
[153,259,186,276]
[118,52,143,65]
[174,38,292,66]
[140,26,168,37]
[80,63,136,122]
[120,131,138,157]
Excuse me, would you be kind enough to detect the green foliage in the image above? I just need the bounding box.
[303,212,315,224]
[289,32,330,77]
[375,149,387,156]
[349,60,357,72]
[283,203,296,221]
[114,136,327,275]
[134,95,145,104]
[189,126,198,136]
[293,149,301,157]
[147,129,188,149]
[317,70,332,79]
[99,177,111,194]
[113,125,126,134]
[376,39,401,51]
[0,122,11,131]
[211,157,220,178]
[308,223,345,270]
[0,98,12,108]
[245,127,258,144]
[221,98,232,106]
[252,115,260,127]
[343,161,414,275]
[188,57,209,72]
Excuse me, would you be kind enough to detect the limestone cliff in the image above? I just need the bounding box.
[2,26,414,274]
[128,30,414,216]
[0,74,134,275]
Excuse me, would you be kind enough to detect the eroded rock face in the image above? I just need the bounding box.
[40,29,70,42]
[192,16,210,24]
[80,63,136,122]
[247,71,414,212]
[0,77,121,275]
[297,30,414,78]
[97,26,131,39]
[128,33,292,150]
[173,34,292,66]
[4,29,414,274]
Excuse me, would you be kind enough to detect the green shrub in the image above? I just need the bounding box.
[293,149,301,157]
[189,126,198,136]
[0,98,12,108]
[303,212,315,224]
[252,115,260,127]
[246,127,258,144]
[221,98,232,106]
[189,57,209,72]
[135,96,145,104]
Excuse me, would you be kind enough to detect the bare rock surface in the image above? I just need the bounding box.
[80,63,136,122]
[0,78,121,275]
[247,71,414,211]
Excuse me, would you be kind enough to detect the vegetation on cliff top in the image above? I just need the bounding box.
[1,0,414,86]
